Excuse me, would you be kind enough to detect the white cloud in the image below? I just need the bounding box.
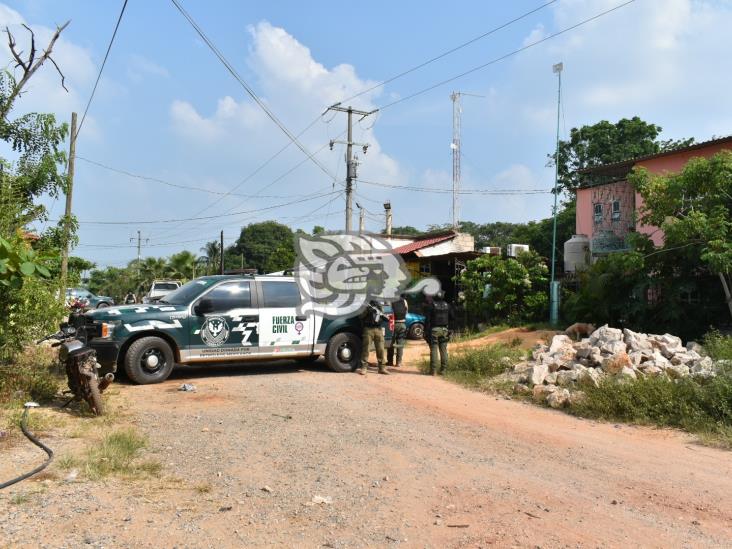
[126,54,169,82]
[169,20,402,195]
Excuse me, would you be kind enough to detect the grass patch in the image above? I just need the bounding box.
[9,492,31,505]
[703,330,732,361]
[571,373,732,448]
[0,345,61,405]
[60,428,162,480]
[420,342,523,387]
[195,482,213,494]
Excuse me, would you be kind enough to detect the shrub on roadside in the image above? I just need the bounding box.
[420,343,523,386]
[571,373,732,446]
[703,330,732,362]
[0,344,60,403]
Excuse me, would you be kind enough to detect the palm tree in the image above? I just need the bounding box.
[201,241,220,275]
[166,251,196,282]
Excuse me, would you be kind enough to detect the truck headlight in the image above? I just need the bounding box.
[100,321,120,338]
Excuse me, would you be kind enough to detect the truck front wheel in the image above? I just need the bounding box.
[124,336,175,384]
[325,332,361,373]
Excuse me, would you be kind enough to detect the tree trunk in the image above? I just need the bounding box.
[719,272,732,321]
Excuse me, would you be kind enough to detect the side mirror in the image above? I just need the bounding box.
[194,298,214,316]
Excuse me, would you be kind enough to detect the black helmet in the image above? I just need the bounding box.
[435,290,445,300]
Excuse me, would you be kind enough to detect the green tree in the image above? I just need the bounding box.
[200,240,220,275]
[387,225,421,236]
[312,225,325,235]
[166,251,196,281]
[459,251,549,325]
[631,151,732,320]
[554,117,694,192]
[235,221,294,273]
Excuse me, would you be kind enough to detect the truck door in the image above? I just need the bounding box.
[256,280,315,357]
[186,280,259,362]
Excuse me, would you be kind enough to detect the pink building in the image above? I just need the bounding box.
[575,136,732,254]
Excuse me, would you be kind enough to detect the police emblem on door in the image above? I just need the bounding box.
[201,316,230,347]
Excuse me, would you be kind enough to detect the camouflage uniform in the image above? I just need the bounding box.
[359,302,388,375]
[424,295,452,375]
[387,297,408,367]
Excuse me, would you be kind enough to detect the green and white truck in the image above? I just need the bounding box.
[81,275,373,384]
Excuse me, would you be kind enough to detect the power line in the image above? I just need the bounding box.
[376,0,636,112]
[54,189,341,225]
[76,0,128,138]
[339,0,558,105]
[356,178,552,195]
[169,0,336,181]
[76,155,330,200]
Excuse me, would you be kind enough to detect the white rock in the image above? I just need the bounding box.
[666,363,690,379]
[547,388,571,409]
[642,365,664,377]
[687,341,706,356]
[578,367,603,388]
[527,364,549,386]
[623,328,653,353]
[532,384,557,401]
[568,390,587,407]
[590,325,623,345]
[575,346,594,360]
[556,370,578,387]
[569,362,588,373]
[671,353,696,366]
[549,335,574,354]
[544,372,558,385]
[651,350,671,370]
[618,366,637,380]
[600,340,627,356]
[649,333,684,358]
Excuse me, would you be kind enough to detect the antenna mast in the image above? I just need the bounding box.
[450,92,462,230]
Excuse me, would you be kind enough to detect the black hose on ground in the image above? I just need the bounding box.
[0,405,54,490]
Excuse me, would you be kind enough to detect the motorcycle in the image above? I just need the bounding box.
[39,323,113,415]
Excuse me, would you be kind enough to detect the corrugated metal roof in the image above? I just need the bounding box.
[393,233,455,255]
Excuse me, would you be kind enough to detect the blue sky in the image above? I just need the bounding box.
[3,0,732,268]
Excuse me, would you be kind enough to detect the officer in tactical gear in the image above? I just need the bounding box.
[387,293,408,367]
[423,290,453,375]
[359,300,389,375]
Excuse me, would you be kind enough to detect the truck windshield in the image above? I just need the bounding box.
[159,279,215,305]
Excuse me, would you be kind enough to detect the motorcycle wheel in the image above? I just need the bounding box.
[86,375,104,415]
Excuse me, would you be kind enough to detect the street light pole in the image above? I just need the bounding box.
[549,62,563,326]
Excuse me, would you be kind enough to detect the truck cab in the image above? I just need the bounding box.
[82,275,385,384]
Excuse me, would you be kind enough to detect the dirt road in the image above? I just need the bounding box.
[2,333,732,547]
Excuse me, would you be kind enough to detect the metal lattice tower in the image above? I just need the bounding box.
[450,91,462,230]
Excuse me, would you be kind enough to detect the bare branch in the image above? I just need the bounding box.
[0,20,70,119]
[47,55,67,92]
[21,24,35,68]
[5,26,28,72]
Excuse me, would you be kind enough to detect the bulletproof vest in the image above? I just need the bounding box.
[363,305,382,327]
[430,300,450,327]
[392,299,407,321]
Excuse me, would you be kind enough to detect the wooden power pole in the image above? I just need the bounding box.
[60,111,77,291]
[220,230,224,275]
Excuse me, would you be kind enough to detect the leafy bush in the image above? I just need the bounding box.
[0,344,60,403]
[571,373,732,446]
[703,330,732,361]
[0,276,65,363]
[459,251,548,326]
[420,343,523,386]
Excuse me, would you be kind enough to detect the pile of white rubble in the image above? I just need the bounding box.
[512,325,717,409]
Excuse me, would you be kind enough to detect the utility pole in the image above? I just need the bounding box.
[357,203,365,234]
[220,230,224,275]
[549,62,564,326]
[60,112,77,291]
[326,103,375,232]
[384,201,393,236]
[450,92,483,231]
[130,230,149,279]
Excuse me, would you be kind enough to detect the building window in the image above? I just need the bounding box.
[593,203,603,224]
[420,262,431,275]
[611,200,621,221]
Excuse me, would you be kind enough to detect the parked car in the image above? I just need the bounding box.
[405,312,426,340]
[65,288,115,309]
[81,275,397,384]
[142,280,181,304]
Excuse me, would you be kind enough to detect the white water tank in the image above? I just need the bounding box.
[481,246,501,256]
[507,244,529,257]
[564,234,590,273]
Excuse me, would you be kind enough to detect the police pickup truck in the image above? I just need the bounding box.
[81,275,380,384]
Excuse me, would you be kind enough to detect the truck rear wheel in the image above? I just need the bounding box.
[124,336,175,384]
[325,332,361,373]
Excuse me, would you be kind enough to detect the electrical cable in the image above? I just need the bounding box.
[169,0,336,181]
[76,0,129,139]
[356,178,552,195]
[0,406,53,490]
[52,190,340,225]
[76,156,327,200]
[338,0,559,105]
[375,0,636,112]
